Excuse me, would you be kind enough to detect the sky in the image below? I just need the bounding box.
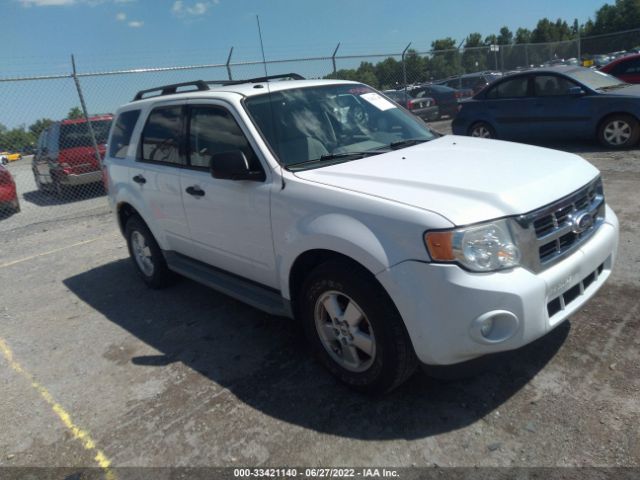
[1,0,611,130]
[3,0,611,74]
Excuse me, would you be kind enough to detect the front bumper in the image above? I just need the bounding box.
[376,205,619,365]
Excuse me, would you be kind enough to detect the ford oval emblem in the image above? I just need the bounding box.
[572,212,593,234]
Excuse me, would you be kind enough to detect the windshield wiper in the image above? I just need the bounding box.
[597,83,629,91]
[388,138,430,150]
[287,151,384,170]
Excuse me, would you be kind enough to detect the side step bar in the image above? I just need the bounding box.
[164,252,293,318]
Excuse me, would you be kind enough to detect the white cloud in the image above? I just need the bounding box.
[116,12,126,21]
[172,0,218,17]
[128,20,143,28]
[19,0,135,6]
[19,0,76,6]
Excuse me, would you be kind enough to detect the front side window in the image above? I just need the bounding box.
[110,110,141,159]
[486,77,530,99]
[244,83,436,169]
[140,106,184,165]
[188,106,258,170]
[534,75,578,96]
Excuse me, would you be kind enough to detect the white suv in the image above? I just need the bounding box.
[104,74,619,393]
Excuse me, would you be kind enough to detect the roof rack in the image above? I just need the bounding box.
[132,73,305,101]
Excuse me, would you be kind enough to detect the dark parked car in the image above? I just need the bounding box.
[600,53,640,84]
[406,84,459,119]
[32,114,112,196]
[383,89,439,121]
[452,66,640,148]
[436,72,502,95]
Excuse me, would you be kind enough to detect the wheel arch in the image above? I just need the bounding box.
[288,249,378,317]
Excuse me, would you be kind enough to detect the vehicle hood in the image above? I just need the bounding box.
[604,83,640,97]
[293,135,600,226]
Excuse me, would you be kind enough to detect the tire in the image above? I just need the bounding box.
[124,216,173,289]
[598,114,640,149]
[299,260,417,394]
[469,121,496,139]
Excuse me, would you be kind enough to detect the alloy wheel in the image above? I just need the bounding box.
[131,230,155,277]
[604,120,632,146]
[314,291,376,372]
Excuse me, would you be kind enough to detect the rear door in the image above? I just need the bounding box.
[130,103,192,253]
[179,101,276,287]
[482,75,535,139]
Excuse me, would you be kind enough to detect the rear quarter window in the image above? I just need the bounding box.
[109,110,141,159]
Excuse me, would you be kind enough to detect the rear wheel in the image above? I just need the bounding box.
[125,216,173,289]
[469,121,495,139]
[299,260,417,393]
[598,114,639,149]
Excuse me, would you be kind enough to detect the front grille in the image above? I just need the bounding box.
[547,263,605,317]
[526,178,605,268]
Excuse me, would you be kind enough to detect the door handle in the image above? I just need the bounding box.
[133,174,146,184]
[186,185,205,197]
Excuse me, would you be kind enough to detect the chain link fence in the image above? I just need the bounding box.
[1,28,638,232]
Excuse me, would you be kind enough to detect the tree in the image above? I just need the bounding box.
[462,33,487,73]
[427,38,463,80]
[497,27,514,45]
[515,28,532,44]
[67,107,84,120]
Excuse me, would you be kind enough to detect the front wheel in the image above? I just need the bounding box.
[125,216,173,289]
[598,114,640,149]
[299,261,417,393]
[469,121,495,139]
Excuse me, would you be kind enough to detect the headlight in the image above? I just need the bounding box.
[424,219,521,272]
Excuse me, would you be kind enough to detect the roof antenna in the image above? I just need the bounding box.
[256,15,269,78]
[256,15,284,186]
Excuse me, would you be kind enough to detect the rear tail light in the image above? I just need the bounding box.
[405,100,414,110]
[60,162,72,174]
[454,91,462,98]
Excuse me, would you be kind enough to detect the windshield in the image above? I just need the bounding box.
[244,83,436,169]
[566,68,626,89]
[60,119,112,149]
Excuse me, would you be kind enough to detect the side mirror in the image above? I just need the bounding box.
[210,150,265,181]
[568,86,586,96]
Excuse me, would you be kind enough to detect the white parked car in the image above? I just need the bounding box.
[104,74,619,393]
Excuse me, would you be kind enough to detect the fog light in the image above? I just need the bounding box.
[480,318,494,338]
[470,310,519,344]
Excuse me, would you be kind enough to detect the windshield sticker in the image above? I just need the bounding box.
[360,92,396,111]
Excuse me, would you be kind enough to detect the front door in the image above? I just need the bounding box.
[530,74,592,139]
[179,102,277,288]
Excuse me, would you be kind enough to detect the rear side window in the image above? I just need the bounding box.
[613,58,640,75]
[486,77,530,99]
[110,110,140,158]
[59,120,112,150]
[140,106,184,165]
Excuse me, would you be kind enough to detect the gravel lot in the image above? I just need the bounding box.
[0,120,638,474]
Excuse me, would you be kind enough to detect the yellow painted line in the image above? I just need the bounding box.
[0,235,117,269]
[0,337,116,480]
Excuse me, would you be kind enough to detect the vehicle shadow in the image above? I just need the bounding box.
[63,259,569,440]
[22,184,105,206]
[0,208,19,220]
